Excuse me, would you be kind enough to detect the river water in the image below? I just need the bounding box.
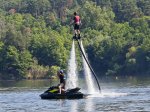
[0,76,150,112]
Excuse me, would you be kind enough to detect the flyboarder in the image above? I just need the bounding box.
[70,12,81,39]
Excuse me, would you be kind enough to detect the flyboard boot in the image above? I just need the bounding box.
[73,33,81,40]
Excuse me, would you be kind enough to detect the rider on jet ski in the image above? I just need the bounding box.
[57,70,66,94]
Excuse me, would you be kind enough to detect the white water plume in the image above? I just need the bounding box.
[80,41,97,94]
[66,40,78,89]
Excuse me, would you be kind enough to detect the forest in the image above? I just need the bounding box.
[0,0,150,80]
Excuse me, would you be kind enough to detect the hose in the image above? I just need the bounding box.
[76,39,101,93]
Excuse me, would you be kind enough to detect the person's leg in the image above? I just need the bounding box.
[77,25,80,38]
[77,30,80,35]
[77,30,80,39]
[74,24,78,37]
[61,83,65,93]
[59,85,61,94]
[74,29,77,37]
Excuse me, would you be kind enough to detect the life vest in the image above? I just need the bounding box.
[74,16,80,24]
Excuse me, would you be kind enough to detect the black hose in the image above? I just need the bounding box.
[77,40,101,93]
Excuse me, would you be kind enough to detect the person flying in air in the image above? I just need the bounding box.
[70,12,81,39]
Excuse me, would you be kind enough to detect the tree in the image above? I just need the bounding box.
[0,18,6,38]
[129,17,150,35]
[20,0,51,17]
[137,0,150,16]
[2,46,20,77]
[3,28,26,51]
[0,0,22,11]
[94,0,111,8]
[17,50,33,76]
[29,30,68,68]
[79,1,114,31]
[112,0,143,22]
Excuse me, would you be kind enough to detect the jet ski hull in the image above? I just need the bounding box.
[40,87,85,99]
[40,92,84,99]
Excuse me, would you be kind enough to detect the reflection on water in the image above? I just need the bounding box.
[70,100,78,112]
[85,98,94,112]
[0,76,150,112]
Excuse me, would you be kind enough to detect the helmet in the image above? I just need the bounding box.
[59,70,63,74]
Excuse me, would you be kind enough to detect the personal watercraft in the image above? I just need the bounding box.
[40,86,85,99]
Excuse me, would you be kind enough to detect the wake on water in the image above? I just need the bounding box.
[87,91,128,98]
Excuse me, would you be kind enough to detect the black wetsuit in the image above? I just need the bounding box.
[59,74,65,89]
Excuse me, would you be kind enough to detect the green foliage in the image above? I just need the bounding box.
[49,65,60,77]
[137,0,150,16]
[29,30,68,68]
[129,17,150,35]
[0,41,4,66]
[79,1,115,31]
[3,28,26,51]
[0,0,150,79]
[17,50,33,76]
[0,16,6,39]
[113,0,143,22]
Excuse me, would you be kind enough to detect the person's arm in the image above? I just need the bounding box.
[69,21,73,25]
[69,17,75,25]
[79,17,82,25]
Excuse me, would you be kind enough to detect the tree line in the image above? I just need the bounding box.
[0,0,150,80]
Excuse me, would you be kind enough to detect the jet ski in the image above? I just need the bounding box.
[40,86,85,99]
